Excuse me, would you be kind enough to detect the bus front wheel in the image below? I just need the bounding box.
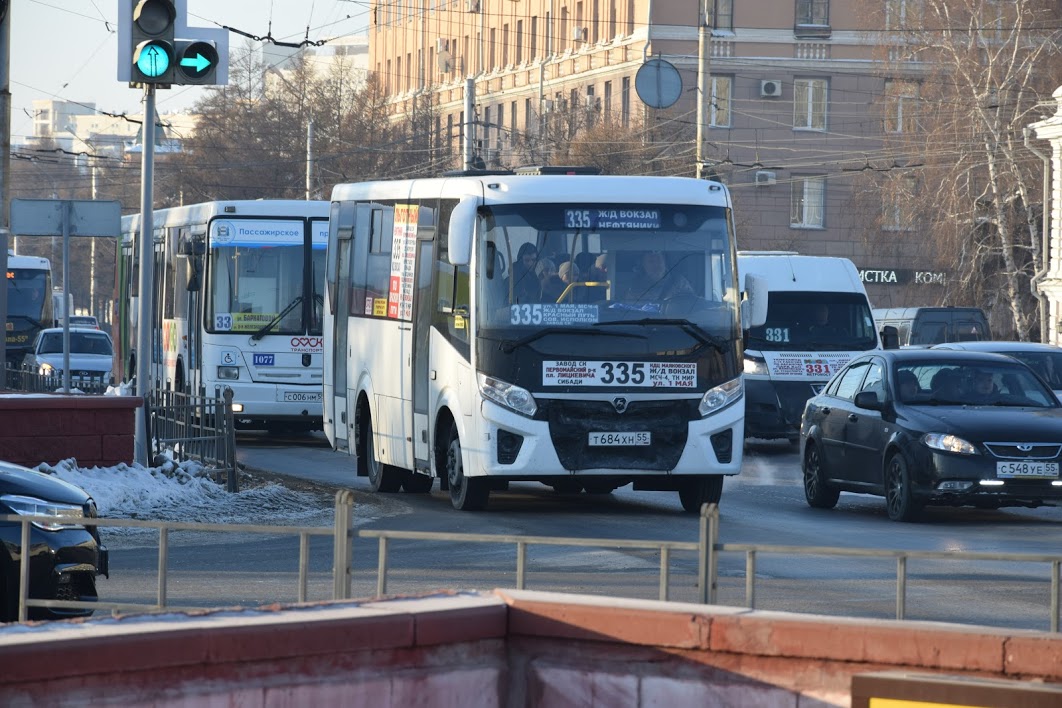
[445,425,489,511]
[678,476,723,513]
[364,415,404,493]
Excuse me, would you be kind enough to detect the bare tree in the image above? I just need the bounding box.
[864,0,1062,339]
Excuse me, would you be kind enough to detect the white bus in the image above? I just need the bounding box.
[324,170,767,510]
[5,252,53,366]
[117,200,330,431]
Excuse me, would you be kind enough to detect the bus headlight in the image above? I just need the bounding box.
[478,373,537,417]
[699,378,743,417]
[217,366,240,380]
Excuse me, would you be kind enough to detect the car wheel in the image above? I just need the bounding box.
[364,414,404,493]
[885,452,923,522]
[445,425,489,511]
[402,472,434,493]
[803,442,840,509]
[678,476,724,513]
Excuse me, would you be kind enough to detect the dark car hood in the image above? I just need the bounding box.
[900,405,1062,442]
[0,461,91,505]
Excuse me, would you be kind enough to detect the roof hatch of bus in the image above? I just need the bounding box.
[513,165,602,175]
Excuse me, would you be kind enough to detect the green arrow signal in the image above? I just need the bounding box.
[180,53,212,73]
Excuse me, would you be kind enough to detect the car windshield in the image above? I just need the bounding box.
[895,360,1057,407]
[38,332,113,356]
[745,291,877,352]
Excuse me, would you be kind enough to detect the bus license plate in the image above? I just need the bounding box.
[280,391,322,403]
[589,431,651,446]
[996,461,1058,478]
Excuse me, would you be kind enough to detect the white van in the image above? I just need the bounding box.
[738,252,879,443]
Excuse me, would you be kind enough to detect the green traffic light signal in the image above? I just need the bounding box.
[130,0,176,85]
[134,41,172,80]
[175,40,219,85]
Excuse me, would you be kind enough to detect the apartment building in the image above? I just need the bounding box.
[370,0,939,306]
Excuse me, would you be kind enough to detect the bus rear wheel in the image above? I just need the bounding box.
[445,425,488,511]
[364,416,404,493]
[678,476,724,513]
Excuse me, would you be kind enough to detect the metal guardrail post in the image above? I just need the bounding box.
[224,388,237,492]
[698,504,709,603]
[157,527,169,609]
[896,555,907,621]
[516,541,527,590]
[17,520,30,622]
[659,546,670,602]
[1052,560,1060,633]
[376,537,388,598]
[298,532,310,603]
[332,490,354,600]
[746,550,756,609]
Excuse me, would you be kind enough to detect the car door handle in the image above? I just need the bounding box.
[848,414,858,422]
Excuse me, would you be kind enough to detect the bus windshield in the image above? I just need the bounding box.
[206,219,312,335]
[745,291,877,352]
[7,269,49,321]
[475,203,739,354]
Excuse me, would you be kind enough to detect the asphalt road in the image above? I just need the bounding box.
[95,432,1062,632]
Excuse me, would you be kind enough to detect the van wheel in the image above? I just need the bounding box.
[364,415,404,492]
[678,477,723,513]
[445,425,488,511]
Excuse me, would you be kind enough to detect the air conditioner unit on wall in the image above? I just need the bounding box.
[755,170,777,186]
[572,26,587,42]
[760,80,783,98]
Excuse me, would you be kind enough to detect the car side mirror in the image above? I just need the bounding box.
[880,325,900,350]
[854,391,885,411]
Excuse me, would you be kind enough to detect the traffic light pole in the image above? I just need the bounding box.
[134,84,157,466]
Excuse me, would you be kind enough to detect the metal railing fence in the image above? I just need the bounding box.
[3,363,109,394]
[7,501,1062,632]
[146,387,237,491]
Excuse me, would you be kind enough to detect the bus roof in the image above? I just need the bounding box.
[330,174,733,209]
[121,199,330,232]
[5,253,50,270]
[737,252,866,295]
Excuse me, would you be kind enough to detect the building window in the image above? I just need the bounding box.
[796,0,829,26]
[530,17,538,59]
[709,76,731,127]
[503,24,510,65]
[884,0,921,30]
[794,78,827,130]
[603,80,612,121]
[621,76,630,127]
[516,21,524,64]
[496,104,504,151]
[884,176,918,231]
[525,98,533,136]
[884,80,918,133]
[708,0,734,31]
[489,28,496,68]
[511,100,517,142]
[626,0,634,35]
[791,176,825,228]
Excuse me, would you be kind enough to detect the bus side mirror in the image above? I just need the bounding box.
[742,273,769,329]
[447,198,478,266]
[881,325,900,350]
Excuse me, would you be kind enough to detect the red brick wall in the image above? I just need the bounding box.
[0,395,142,468]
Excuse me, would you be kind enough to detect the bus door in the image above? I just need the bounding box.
[411,234,435,470]
[330,204,360,446]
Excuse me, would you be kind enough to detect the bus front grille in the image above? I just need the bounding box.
[545,400,694,471]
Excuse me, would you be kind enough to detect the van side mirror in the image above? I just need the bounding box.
[880,325,899,350]
[447,198,478,266]
[742,273,769,329]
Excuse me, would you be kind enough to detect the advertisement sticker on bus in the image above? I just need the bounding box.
[290,336,323,353]
[387,204,418,321]
[762,351,853,380]
[543,360,697,388]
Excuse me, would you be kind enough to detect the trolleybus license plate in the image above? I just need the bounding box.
[589,431,651,446]
[996,461,1058,478]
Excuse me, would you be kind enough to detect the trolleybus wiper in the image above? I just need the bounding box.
[251,295,303,340]
[500,327,646,354]
[594,318,727,351]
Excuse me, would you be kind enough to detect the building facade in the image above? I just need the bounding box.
[370,0,944,306]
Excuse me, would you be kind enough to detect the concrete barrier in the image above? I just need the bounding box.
[0,589,1059,706]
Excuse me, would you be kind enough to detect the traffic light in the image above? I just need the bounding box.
[130,0,176,85]
[175,40,219,85]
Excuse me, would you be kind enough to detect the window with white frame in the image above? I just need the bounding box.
[883,175,918,231]
[791,176,825,228]
[708,0,734,31]
[796,0,829,25]
[885,0,922,30]
[709,76,732,127]
[884,80,918,133]
[794,78,827,130]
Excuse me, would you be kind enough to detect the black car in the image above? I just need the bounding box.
[0,460,107,621]
[800,350,1062,521]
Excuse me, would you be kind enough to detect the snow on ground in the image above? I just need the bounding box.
[35,458,336,546]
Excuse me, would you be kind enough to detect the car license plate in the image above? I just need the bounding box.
[280,390,322,403]
[996,461,1059,478]
[588,431,651,446]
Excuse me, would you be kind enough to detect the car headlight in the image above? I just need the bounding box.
[217,365,240,380]
[478,373,537,417]
[743,356,769,376]
[699,377,744,417]
[923,433,979,456]
[1,494,85,531]
[39,363,55,375]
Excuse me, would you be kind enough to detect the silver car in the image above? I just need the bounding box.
[22,327,114,384]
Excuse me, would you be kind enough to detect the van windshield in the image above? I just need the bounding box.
[745,291,877,352]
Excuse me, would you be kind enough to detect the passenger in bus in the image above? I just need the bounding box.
[537,259,565,303]
[556,261,581,302]
[511,243,541,303]
[624,250,692,301]
[804,303,844,337]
